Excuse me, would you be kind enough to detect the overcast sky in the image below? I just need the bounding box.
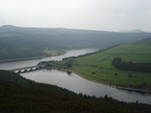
[0,0,151,32]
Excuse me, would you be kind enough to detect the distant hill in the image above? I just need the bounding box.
[120,29,145,33]
[0,70,151,113]
[135,38,151,45]
[0,25,151,60]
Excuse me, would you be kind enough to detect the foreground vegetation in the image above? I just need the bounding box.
[0,70,151,113]
[40,38,151,90]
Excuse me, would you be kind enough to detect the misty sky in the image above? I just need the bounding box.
[0,0,151,32]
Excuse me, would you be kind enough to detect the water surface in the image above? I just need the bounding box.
[22,69,151,104]
[0,49,97,70]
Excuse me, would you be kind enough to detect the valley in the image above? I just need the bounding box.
[40,38,151,91]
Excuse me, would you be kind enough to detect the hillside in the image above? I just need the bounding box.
[135,38,151,45]
[41,38,151,91]
[0,70,151,113]
[0,25,151,60]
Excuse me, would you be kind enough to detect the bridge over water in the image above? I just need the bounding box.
[11,65,42,74]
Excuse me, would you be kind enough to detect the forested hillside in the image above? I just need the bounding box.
[0,25,151,60]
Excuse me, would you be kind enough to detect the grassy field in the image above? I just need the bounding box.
[65,40,151,90]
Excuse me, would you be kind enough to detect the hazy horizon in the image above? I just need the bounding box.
[0,0,151,32]
[0,24,149,33]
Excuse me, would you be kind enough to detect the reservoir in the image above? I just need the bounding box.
[22,69,151,104]
[0,49,151,104]
[0,49,96,70]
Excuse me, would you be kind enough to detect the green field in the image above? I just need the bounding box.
[39,38,151,90]
[69,43,151,90]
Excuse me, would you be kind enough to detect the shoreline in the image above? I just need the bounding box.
[0,52,66,63]
[0,56,45,63]
[56,68,151,94]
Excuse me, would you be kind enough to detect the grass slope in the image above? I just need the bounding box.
[0,70,151,113]
[58,39,151,90]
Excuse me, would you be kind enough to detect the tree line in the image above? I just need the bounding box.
[112,57,151,72]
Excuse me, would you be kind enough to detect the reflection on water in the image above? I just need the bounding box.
[22,69,151,105]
